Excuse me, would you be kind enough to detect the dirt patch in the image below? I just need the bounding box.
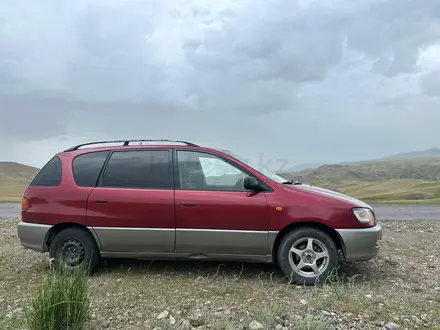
[1,219,439,330]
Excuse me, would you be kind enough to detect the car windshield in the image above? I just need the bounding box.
[219,149,290,184]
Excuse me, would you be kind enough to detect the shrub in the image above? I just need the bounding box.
[25,263,91,330]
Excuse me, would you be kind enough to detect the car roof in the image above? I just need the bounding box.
[58,139,223,157]
[63,139,199,151]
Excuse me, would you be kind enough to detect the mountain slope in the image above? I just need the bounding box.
[336,148,440,165]
[0,162,39,202]
[379,148,440,161]
[283,158,440,183]
[0,162,39,180]
[280,153,440,204]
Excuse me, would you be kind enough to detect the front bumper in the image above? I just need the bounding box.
[336,224,382,262]
[17,222,51,253]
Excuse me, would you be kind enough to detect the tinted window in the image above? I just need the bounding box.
[30,156,62,187]
[101,150,172,189]
[73,151,110,187]
[177,151,248,191]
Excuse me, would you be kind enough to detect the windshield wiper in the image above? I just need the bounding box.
[282,180,303,185]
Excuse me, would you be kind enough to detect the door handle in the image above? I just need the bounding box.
[95,200,108,204]
[181,203,196,207]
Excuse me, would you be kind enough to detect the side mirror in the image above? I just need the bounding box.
[244,176,262,191]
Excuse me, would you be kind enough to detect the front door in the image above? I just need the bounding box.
[87,149,175,254]
[174,150,270,256]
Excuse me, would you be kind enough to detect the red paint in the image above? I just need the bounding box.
[22,144,375,231]
[22,151,92,226]
[174,190,269,231]
[265,185,374,230]
[87,188,174,228]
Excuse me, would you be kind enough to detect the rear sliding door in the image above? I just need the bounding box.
[87,149,175,254]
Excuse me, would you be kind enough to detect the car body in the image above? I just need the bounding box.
[17,139,382,285]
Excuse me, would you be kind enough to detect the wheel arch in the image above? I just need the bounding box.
[43,222,101,252]
[271,221,346,265]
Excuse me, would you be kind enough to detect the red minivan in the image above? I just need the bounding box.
[17,139,382,285]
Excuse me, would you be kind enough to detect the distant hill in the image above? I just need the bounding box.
[338,148,440,166]
[279,148,440,204]
[282,158,440,183]
[281,147,440,181]
[379,148,440,161]
[280,162,326,173]
[0,162,39,202]
[0,162,39,180]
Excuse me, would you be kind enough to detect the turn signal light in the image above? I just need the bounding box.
[21,197,30,211]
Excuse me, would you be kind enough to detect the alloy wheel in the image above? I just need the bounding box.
[288,237,329,278]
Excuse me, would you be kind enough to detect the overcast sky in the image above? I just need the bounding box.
[1,0,440,170]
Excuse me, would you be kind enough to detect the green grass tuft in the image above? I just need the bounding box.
[292,314,334,330]
[25,263,91,330]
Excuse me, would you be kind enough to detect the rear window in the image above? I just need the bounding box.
[72,151,110,187]
[101,150,172,189]
[30,156,62,187]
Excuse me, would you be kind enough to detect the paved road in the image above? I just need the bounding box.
[0,203,21,219]
[1,202,440,221]
[370,204,440,221]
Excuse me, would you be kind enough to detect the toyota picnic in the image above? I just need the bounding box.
[17,139,382,285]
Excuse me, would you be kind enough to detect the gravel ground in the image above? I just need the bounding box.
[0,218,439,330]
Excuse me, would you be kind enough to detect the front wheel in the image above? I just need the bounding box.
[277,227,339,285]
[49,227,100,273]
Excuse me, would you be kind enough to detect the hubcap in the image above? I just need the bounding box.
[302,250,316,264]
[288,237,329,278]
[60,239,85,267]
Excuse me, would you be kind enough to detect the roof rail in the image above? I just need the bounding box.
[63,139,199,152]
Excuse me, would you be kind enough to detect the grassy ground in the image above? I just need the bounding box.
[0,178,30,202]
[0,197,22,203]
[310,179,440,205]
[1,218,439,330]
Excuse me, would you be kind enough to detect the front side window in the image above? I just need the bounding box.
[101,150,172,189]
[177,150,251,191]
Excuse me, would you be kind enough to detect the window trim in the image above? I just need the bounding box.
[173,149,273,193]
[29,156,62,187]
[71,150,111,188]
[96,148,174,190]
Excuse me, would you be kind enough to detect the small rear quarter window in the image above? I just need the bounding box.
[72,151,110,187]
[30,156,62,187]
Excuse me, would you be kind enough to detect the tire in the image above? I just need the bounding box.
[277,227,339,285]
[49,227,100,273]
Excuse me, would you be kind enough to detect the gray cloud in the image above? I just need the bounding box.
[1,0,440,167]
[420,70,440,97]
[345,0,440,77]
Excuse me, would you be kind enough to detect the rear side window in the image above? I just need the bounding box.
[72,151,110,187]
[101,150,172,189]
[30,156,62,187]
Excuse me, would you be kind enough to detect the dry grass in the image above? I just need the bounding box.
[0,178,30,202]
[0,162,38,202]
[1,218,439,330]
[310,179,440,205]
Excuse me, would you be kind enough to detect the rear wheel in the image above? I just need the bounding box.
[277,227,339,285]
[49,227,100,273]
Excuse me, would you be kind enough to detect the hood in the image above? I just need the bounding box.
[288,183,372,209]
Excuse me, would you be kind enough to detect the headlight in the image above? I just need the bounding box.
[352,207,375,224]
